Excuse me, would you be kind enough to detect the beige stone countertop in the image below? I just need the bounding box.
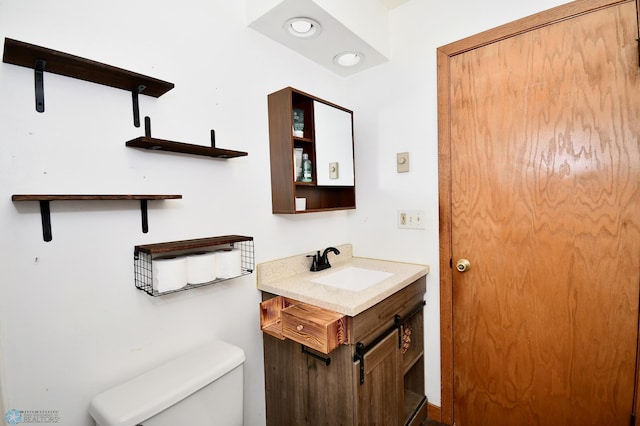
[256,244,429,316]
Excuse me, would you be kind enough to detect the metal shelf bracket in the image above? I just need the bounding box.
[34,199,151,241]
[34,59,46,112]
[132,85,146,127]
[39,200,52,241]
[140,199,149,233]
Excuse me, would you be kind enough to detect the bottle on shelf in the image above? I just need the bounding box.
[302,153,312,182]
[292,108,305,137]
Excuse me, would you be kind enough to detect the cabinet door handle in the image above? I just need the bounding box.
[353,342,365,384]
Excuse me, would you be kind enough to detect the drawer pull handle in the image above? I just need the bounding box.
[296,324,304,332]
[301,345,331,366]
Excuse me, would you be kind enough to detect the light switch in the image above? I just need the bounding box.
[397,152,409,173]
[329,162,339,179]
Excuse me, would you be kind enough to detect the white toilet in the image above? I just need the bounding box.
[89,340,245,426]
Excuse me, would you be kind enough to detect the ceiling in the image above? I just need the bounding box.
[249,0,409,76]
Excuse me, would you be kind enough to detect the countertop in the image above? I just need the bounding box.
[256,244,429,316]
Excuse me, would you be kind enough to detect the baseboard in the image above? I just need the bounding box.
[428,402,441,422]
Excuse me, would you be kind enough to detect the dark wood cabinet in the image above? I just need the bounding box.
[261,277,428,425]
[267,87,356,213]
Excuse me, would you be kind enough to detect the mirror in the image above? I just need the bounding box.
[313,100,355,186]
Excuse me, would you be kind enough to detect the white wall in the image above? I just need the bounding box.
[0,1,351,425]
[0,0,569,424]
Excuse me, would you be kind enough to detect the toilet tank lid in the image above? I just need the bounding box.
[89,340,245,426]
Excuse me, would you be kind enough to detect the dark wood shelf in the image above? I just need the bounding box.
[293,136,313,143]
[126,136,247,159]
[135,235,253,255]
[403,392,427,426]
[12,194,182,242]
[2,38,174,97]
[12,194,181,201]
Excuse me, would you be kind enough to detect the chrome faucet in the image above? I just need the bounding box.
[308,247,341,271]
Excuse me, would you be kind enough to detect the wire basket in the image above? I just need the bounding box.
[133,236,254,296]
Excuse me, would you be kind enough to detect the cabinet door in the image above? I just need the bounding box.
[263,335,355,426]
[313,100,354,186]
[353,329,401,426]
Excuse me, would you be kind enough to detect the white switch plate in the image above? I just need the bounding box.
[397,152,409,173]
[398,209,425,229]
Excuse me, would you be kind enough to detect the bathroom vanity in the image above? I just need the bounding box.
[257,245,429,426]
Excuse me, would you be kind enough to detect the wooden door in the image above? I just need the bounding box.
[354,330,402,425]
[438,1,640,424]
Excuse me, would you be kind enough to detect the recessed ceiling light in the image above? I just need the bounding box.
[284,17,322,39]
[333,51,364,67]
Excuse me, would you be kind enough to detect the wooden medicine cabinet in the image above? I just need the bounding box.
[267,87,356,213]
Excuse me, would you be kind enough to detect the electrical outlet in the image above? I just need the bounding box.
[398,210,425,229]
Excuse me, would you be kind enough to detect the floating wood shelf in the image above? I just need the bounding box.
[11,195,182,201]
[12,194,182,242]
[135,235,254,255]
[2,38,174,97]
[126,137,248,159]
[2,37,173,123]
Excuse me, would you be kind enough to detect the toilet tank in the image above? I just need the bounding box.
[89,340,245,426]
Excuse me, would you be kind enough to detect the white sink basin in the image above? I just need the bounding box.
[310,266,394,291]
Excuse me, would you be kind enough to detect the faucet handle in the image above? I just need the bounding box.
[307,252,319,271]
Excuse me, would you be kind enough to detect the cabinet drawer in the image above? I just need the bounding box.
[260,296,298,340]
[282,303,349,354]
[260,296,349,354]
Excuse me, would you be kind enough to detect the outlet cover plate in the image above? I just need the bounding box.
[398,209,425,229]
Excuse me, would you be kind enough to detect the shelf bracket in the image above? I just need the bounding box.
[34,59,46,113]
[210,129,216,147]
[34,200,148,241]
[12,194,181,242]
[144,116,152,137]
[39,200,52,242]
[140,200,149,233]
[131,85,146,127]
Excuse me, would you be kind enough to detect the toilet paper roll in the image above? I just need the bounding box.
[216,249,242,279]
[186,252,217,284]
[153,256,188,293]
